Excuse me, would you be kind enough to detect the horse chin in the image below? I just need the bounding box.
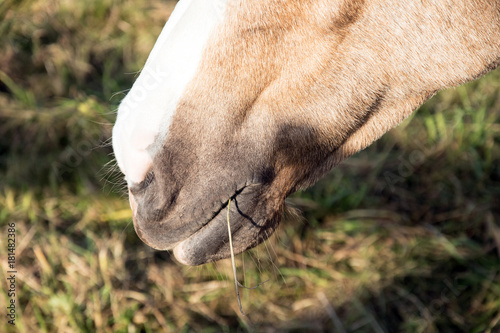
[172,206,279,266]
[171,214,255,266]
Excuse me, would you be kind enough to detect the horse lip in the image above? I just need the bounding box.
[172,184,269,266]
[172,194,237,265]
[130,185,249,253]
[171,205,231,265]
[172,240,194,265]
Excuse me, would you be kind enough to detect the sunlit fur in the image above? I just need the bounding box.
[113,0,500,265]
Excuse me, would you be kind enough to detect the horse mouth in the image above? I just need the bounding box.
[171,199,234,265]
[130,185,281,266]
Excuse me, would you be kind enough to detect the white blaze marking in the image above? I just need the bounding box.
[113,0,228,184]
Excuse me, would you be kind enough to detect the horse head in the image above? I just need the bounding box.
[113,0,500,265]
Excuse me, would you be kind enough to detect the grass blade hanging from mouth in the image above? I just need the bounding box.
[226,199,269,317]
[227,199,246,316]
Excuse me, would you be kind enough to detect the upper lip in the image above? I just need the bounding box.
[130,183,250,251]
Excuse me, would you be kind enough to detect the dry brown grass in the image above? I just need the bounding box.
[1,0,499,332]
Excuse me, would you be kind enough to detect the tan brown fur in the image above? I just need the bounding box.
[130,0,500,265]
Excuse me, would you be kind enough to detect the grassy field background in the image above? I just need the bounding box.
[1,0,500,332]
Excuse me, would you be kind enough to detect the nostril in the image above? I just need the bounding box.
[129,171,155,194]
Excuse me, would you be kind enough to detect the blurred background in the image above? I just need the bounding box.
[1,0,499,332]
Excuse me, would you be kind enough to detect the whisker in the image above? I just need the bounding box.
[124,70,142,76]
[120,220,134,238]
[100,137,113,148]
[109,89,130,102]
[99,157,127,195]
[262,229,285,285]
[88,120,115,126]
[100,107,121,116]
[213,260,226,283]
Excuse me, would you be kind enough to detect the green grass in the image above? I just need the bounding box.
[1,0,500,332]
